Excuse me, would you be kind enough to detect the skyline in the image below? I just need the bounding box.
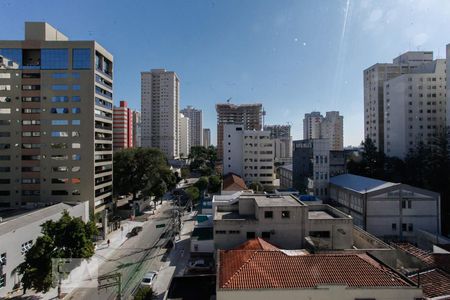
[2,0,450,146]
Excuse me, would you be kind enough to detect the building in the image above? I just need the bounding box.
[278,164,293,188]
[216,103,262,160]
[303,111,343,151]
[223,124,275,186]
[329,173,441,241]
[364,51,434,152]
[222,173,249,195]
[203,128,211,147]
[113,100,133,150]
[213,193,353,250]
[180,105,202,148]
[217,241,423,300]
[292,139,331,198]
[264,124,292,163]
[141,69,180,159]
[384,59,447,158]
[132,110,141,147]
[0,202,89,297]
[0,22,113,213]
[179,113,190,158]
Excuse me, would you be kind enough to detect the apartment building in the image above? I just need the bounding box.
[329,174,441,241]
[364,51,433,152]
[212,193,353,250]
[223,124,275,186]
[264,124,292,163]
[303,111,343,151]
[179,113,190,158]
[113,100,133,150]
[278,164,293,188]
[0,22,113,213]
[384,59,447,158]
[132,110,141,147]
[141,69,180,159]
[216,103,262,160]
[202,128,211,147]
[180,105,202,147]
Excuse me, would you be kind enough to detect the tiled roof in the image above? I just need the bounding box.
[218,250,411,290]
[393,243,450,273]
[223,173,248,191]
[233,238,279,251]
[409,269,450,298]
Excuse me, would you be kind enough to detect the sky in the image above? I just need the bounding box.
[2,0,450,146]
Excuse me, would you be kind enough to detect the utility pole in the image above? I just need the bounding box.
[98,273,122,300]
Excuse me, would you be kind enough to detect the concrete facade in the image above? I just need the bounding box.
[223,125,275,186]
[0,202,89,297]
[303,111,343,151]
[202,128,211,147]
[113,100,133,150]
[329,174,441,241]
[141,69,180,159]
[132,110,141,148]
[179,113,190,158]
[0,22,113,213]
[278,164,293,188]
[180,105,202,147]
[216,103,262,161]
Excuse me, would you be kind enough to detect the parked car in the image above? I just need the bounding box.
[187,259,213,272]
[127,226,143,237]
[140,271,158,287]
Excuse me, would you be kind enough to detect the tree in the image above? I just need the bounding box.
[185,186,200,203]
[19,211,98,293]
[189,146,217,175]
[249,182,264,193]
[208,175,222,193]
[180,167,190,179]
[194,177,209,192]
[134,287,157,300]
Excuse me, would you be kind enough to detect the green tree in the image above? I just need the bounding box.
[181,167,190,179]
[194,177,209,192]
[249,182,264,193]
[185,186,200,202]
[208,175,222,193]
[19,211,98,293]
[134,287,157,300]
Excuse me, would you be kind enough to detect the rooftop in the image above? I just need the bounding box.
[218,248,412,290]
[308,210,335,219]
[0,203,74,236]
[330,173,398,193]
[393,243,450,274]
[233,237,280,251]
[251,194,303,207]
[409,269,450,298]
[222,173,248,191]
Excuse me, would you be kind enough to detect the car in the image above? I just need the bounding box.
[140,271,158,287]
[187,259,213,272]
[127,226,143,237]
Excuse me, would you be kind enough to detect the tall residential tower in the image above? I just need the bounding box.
[113,100,133,150]
[180,105,202,148]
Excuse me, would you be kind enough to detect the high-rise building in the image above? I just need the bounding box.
[141,69,180,159]
[179,113,190,158]
[384,59,446,158]
[203,128,211,147]
[364,51,433,152]
[264,124,292,163]
[216,103,262,160]
[302,111,344,151]
[0,22,114,213]
[180,105,202,148]
[132,110,141,148]
[223,124,275,186]
[113,100,133,150]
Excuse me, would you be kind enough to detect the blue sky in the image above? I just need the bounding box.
[2,0,450,146]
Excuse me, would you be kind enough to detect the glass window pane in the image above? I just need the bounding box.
[41,49,68,70]
[72,48,91,69]
[0,48,22,68]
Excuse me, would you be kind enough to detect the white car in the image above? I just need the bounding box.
[140,271,158,287]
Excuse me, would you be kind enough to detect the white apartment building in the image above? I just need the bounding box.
[180,105,202,147]
[132,110,141,148]
[303,111,343,151]
[223,125,275,186]
[329,174,441,241]
[364,51,433,152]
[203,128,211,147]
[264,125,292,163]
[179,113,190,158]
[384,59,447,158]
[141,69,180,159]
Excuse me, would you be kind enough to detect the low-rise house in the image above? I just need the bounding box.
[212,193,353,250]
[0,202,89,297]
[221,173,250,195]
[329,174,441,241]
[216,239,423,300]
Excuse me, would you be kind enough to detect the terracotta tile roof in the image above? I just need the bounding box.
[222,173,248,191]
[393,243,450,273]
[409,269,450,298]
[233,238,280,251]
[218,250,411,290]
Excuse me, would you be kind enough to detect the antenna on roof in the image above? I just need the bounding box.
[226,97,232,103]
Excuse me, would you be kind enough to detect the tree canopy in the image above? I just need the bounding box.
[189,146,217,176]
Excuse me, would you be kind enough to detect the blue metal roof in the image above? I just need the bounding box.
[329,174,397,193]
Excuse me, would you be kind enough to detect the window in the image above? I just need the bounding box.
[21,240,33,255]
[51,131,68,137]
[0,155,10,161]
[309,231,330,238]
[72,48,91,69]
[261,232,271,239]
[72,190,80,195]
[72,96,81,102]
[0,252,5,266]
[51,96,69,103]
[402,199,412,209]
[52,190,69,196]
[72,154,81,160]
[52,178,68,184]
[0,97,11,102]
[51,108,69,114]
[72,120,80,125]
[52,120,68,125]
[52,84,68,91]
[72,107,81,114]
[0,73,10,79]
[22,96,40,102]
[0,85,11,91]
[228,230,240,234]
[392,223,397,231]
[22,190,39,196]
[72,131,80,137]
[402,223,414,232]
[22,73,40,78]
[51,143,67,149]
[215,230,226,234]
[72,143,81,149]
[51,155,68,160]
[52,166,68,172]
[281,211,290,218]
[41,49,68,69]
[0,108,11,114]
[0,167,10,172]
[72,85,81,90]
[22,108,41,114]
[21,178,40,184]
[22,166,40,172]
[246,232,256,239]
[22,84,40,90]
[0,179,9,184]
[0,132,10,137]
[0,273,5,288]
[71,166,81,172]
[0,48,22,67]
[71,178,80,184]
[264,211,273,219]
[52,73,68,78]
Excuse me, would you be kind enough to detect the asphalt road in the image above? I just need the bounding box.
[67,202,175,300]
